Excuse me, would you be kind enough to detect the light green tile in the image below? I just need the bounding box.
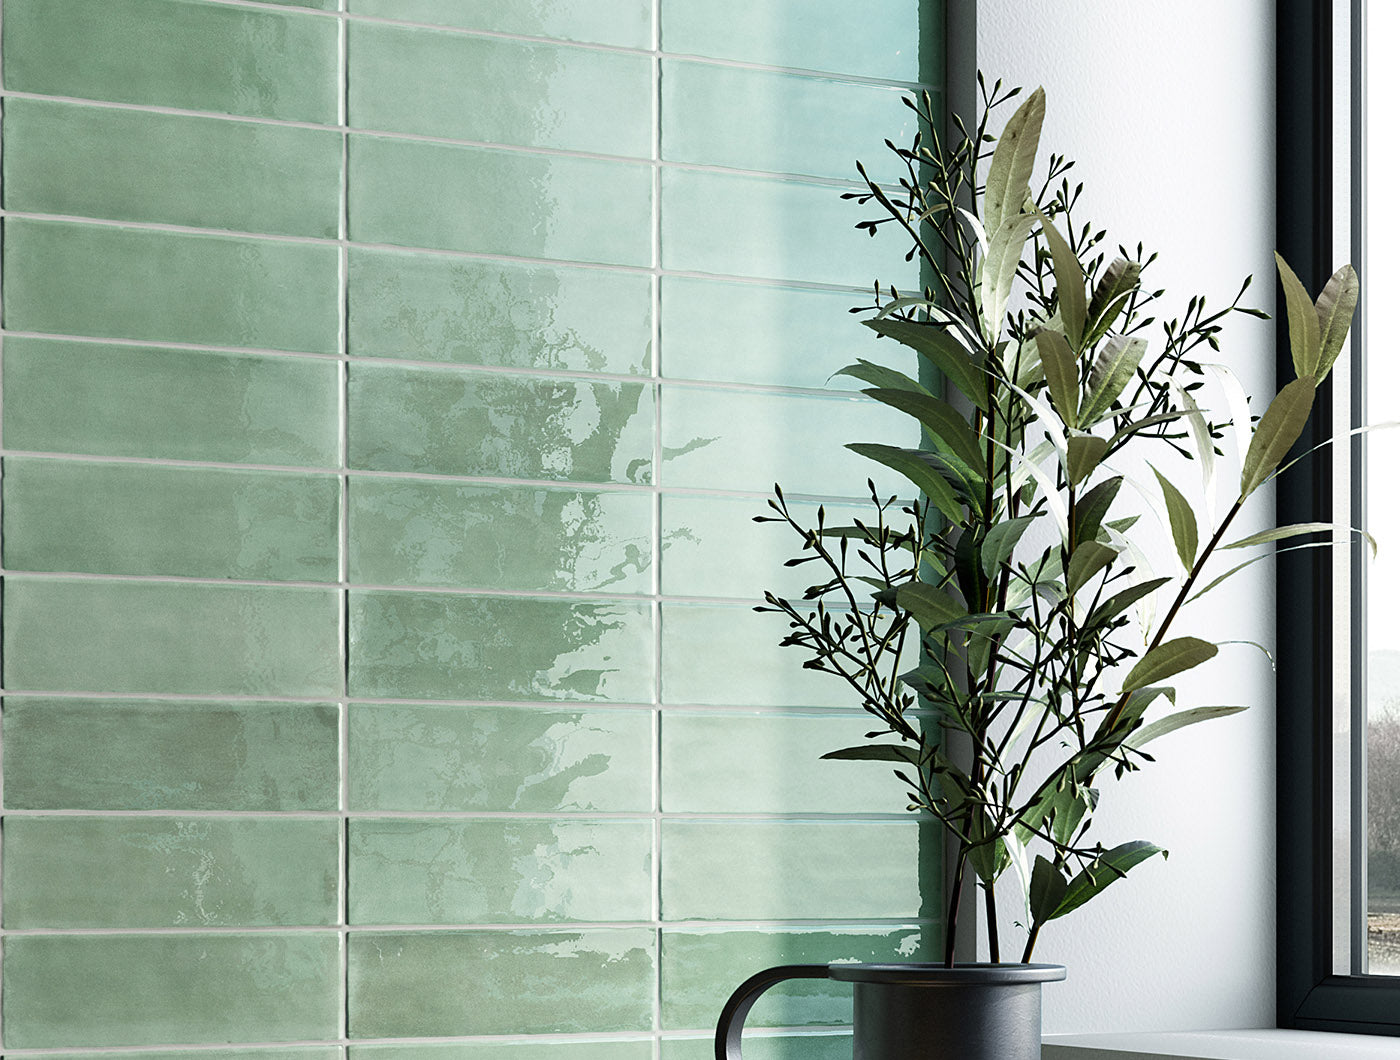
[660,278,888,388]
[660,168,914,287]
[2,697,340,811]
[2,338,340,467]
[5,577,341,697]
[347,0,650,48]
[350,479,651,593]
[349,135,652,266]
[660,384,905,494]
[3,98,342,237]
[661,1034,852,1060]
[4,817,340,928]
[661,820,926,920]
[349,23,651,157]
[662,603,866,707]
[660,0,932,83]
[348,362,653,483]
[2,933,342,1047]
[2,0,339,121]
[43,1050,342,1060]
[349,591,654,703]
[4,459,341,581]
[347,929,654,1037]
[348,247,651,374]
[662,61,912,180]
[3,220,340,353]
[349,818,651,923]
[264,0,338,7]
[348,703,652,812]
[660,711,907,813]
[352,1046,649,1060]
[661,926,932,1031]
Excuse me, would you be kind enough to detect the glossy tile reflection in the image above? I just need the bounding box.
[346,0,652,48]
[351,1045,652,1060]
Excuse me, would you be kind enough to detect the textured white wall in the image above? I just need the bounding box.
[977,0,1278,1034]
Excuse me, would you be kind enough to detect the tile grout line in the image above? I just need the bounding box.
[2,0,11,1038]
[649,1,665,1050]
[337,0,353,1043]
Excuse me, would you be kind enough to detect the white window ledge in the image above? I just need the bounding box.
[1043,1029,1400,1059]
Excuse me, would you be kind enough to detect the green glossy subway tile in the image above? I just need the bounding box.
[348,818,651,924]
[3,98,342,237]
[660,926,932,1031]
[2,338,340,467]
[3,697,340,811]
[661,61,912,181]
[349,135,652,266]
[2,932,342,1048]
[659,278,891,388]
[350,479,651,594]
[660,168,913,287]
[661,1035,852,1060]
[264,0,339,7]
[349,703,651,812]
[348,247,651,374]
[3,220,340,353]
[348,362,654,483]
[4,817,340,928]
[660,0,932,83]
[660,711,907,814]
[662,604,858,708]
[347,0,650,48]
[4,459,340,582]
[349,591,654,702]
[347,929,654,1037]
[660,384,905,495]
[349,23,650,157]
[2,0,339,121]
[5,578,341,696]
[661,820,927,920]
[351,1046,650,1060]
[42,1049,342,1060]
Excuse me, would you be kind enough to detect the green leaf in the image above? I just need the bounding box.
[982,515,1038,577]
[863,318,990,408]
[1029,855,1069,924]
[1035,211,1087,348]
[1066,540,1118,597]
[1080,335,1148,425]
[1067,433,1109,486]
[1106,410,1188,449]
[846,443,965,523]
[1224,520,1377,559]
[1037,329,1080,427]
[1275,251,1322,378]
[1074,476,1123,543]
[1152,467,1198,571]
[1085,577,1171,631]
[834,360,932,396]
[1239,377,1317,498]
[1049,841,1166,920]
[983,85,1045,242]
[864,388,987,474]
[1120,637,1219,694]
[821,744,920,763]
[982,213,1039,340]
[1125,705,1248,749]
[1315,263,1359,381]
[895,581,970,631]
[1085,257,1142,345]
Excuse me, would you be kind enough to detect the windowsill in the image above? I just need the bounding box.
[1043,1029,1400,1059]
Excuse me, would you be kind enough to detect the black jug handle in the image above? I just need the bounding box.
[714,964,830,1060]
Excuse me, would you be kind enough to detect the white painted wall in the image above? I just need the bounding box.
[978,0,1279,1034]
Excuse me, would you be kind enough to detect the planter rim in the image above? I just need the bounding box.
[827,961,1067,985]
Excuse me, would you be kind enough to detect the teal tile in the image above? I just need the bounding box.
[660,168,914,287]
[660,711,907,813]
[2,338,340,467]
[2,697,340,811]
[43,1050,341,1060]
[662,61,912,180]
[349,818,652,923]
[350,479,651,593]
[352,1046,651,1060]
[660,384,906,494]
[349,23,651,157]
[2,0,339,122]
[3,220,340,353]
[4,817,340,928]
[660,926,933,1031]
[348,362,653,484]
[660,0,932,83]
[349,591,654,703]
[349,135,652,266]
[348,247,651,374]
[4,459,341,581]
[266,0,338,7]
[3,98,342,237]
[661,820,926,920]
[2,932,342,1047]
[661,1035,851,1060]
[662,603,865,707]
[348,703,652,812]
[660,278,889,388]
[348,929,654,1037]
[5,577,341,696]
[346,0,651,48]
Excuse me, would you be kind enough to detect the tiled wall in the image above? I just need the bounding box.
[0,0,943,1055]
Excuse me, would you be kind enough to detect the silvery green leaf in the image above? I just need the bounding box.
[1125,706,1248,749]
[833,360,932,395]
[1120,637,1219,694]
[1050,841,1166,920]
[1275,251,1322,378]
[1037,328,1080,428]
[982,85,1045,241]
[1224,520,1377,559]
[1202,362,1254,461]
[1035,210,1087,348]
[1067,433,1108,485]
[981,213,1039,341]
[1081,335,1148,424]
[1239,377,1316,498]
[1066,540,1118,597]
[1315,262,1359,381]
[1173,381,1216,522]
[1152,466,1198,571]
[863,317,990,408]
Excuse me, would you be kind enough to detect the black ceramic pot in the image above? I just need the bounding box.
[714,961,1066,1060]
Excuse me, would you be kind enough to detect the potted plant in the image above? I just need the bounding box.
[714,78,1362,1060]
